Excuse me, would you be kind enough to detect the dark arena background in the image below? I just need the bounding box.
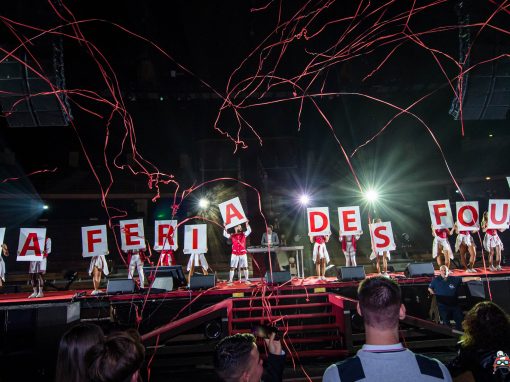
[0,1,509,381]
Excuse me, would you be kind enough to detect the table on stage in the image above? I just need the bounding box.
[247,245,305,278]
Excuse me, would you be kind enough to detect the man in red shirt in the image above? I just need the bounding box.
[224,221,251,285]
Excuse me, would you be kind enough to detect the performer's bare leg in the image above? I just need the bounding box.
[495,246,502,269]
[468,244,476,270]
[320,258,326,279]
[188,263,195,284]
[436,245,443,267]
[376,255,381,274]
[488,248,494,269]
[444,251,451,269]
[382,253,388,274]
[36,273,44,298]
[29,273,38,298]
[93,266,101,292]
[315,261,321,278]
[459,245,468,270]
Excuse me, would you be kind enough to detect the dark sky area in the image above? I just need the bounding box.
[0,0,509,265]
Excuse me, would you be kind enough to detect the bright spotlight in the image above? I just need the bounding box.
[299,194,310,206]
[364,189,379,203]
[198,198,210,209]
[42,204,49,210]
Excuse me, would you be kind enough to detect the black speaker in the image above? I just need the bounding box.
[106,279,135,294]
[189,274,216,290]
[337,266,366,281]
[265,271,291,284]
[404,263,435,277]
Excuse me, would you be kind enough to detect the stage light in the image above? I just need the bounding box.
[42,204,49,210]
[485,176,491,180]
[364,189,379,203]
[299,194,310,206]
[198,198,210,209]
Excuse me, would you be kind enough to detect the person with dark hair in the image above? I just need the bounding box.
[55,323,104,382]
[448,301,510,382]
[324,276,452,381]
[261,225,280,274]
[214,332,285,382]
[87,329,145,382]
[224,221,252,285]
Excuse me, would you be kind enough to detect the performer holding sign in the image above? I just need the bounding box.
[310,234,330,280]
[428,200,454,269]
[219,197,252,285]
[338,207,363,267]
[454,223,477,273]
[481,211,505,272]
[120,219,148,288]
[28,236,51,298]
[224,222,252,285]
[339,232,361,267]
[432,225,454,268]
[82,225,109,295]
[454,202,479,273]
[308,207,331,281]
[154,220,178,267]
[369,219,393,277]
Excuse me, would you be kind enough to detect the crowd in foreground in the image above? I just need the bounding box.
[55,276,509,382]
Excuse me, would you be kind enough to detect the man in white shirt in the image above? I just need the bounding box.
[323,276,452,382]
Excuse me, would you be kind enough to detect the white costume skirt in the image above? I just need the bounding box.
[29,258,47,274]
[483,233,503,252]
[88,255,110,276]
[313,242,330,264]
[187,253,209,271]
[230,254,248,268]
[0,256,5,282]
[432,237,453,259]
[369,251,391,261]
[455,234,474,253]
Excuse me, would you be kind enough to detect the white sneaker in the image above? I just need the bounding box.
[496,265,503,271]
[91,290,99,295]
[245,280,252,285]
[489,265,496,272]
[322,276,327,281]
[28,291,38,298]
[227,281,233,286]
[470,268,478,272]
[36,290,44,298]
[382,272,390,278]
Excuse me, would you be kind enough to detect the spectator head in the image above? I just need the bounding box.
[357,276,405,330]
[213,333,263,382]
[55,323,104,382]
[87,329,145,382]
[267,225,273,234]
[461,301,510,350]
[235,224,243,233]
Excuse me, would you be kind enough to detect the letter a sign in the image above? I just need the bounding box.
[219,197,247,229]
[17,228,46,261]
